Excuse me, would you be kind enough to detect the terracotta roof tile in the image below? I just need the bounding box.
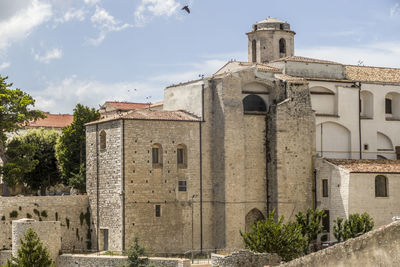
[150,101,163,107]
[270,56,341,65]
[326,159,400,173]
[27,113,73,128]
[105,101,148,110]
[345,65,400,83]
[86,109,200,125]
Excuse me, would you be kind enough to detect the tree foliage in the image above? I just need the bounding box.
[56,104,99,191]
[2,129,61,194]
[333,212,374,242]
[0,75,44,166]
[4,228,54,267]
[123,236,155,267]
[295,208,326,251]
[240,210,307,262]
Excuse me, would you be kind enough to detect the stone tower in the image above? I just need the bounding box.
[247,17,295,63]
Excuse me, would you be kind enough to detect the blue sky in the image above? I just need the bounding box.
[1,0,400,113]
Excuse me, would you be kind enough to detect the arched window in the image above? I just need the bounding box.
[243,95,266,113]
[385,92,400,120]
[279,38,286,57]
[252,39,257,63]
[177,144,187,168]
[152,143,163,167]
[100,130,106,150]
[245,208,265,232]
[360,91,374,118]
[375,175,388,197]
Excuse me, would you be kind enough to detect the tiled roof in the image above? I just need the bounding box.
[86,109,200,125]
[150,101,163,107]
[26,113,73,128]
[271,56,341,65]
[326,159,400,173]
[345,65,400,83]
[275,73,306,82]
[238,62,281,71]
[105,101,148,110]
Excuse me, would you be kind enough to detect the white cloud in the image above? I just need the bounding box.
[84,0,100,5]
[34,48,63,64]
[89,6,131,45]
[55,8,86,24]
[0,62,10,71]
[0,0,52,54]
[297,41,400,68]
[390,3,400,17]
[134,0,181,26]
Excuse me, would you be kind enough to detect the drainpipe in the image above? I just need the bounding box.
[199,84,204,252]
[357,82,362,159]
[313,169,317,209]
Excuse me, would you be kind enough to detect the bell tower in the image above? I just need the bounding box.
[247,17,295,63]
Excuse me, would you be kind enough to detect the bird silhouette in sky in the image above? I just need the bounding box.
[181,5,190,14]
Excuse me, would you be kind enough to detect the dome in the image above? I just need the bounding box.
[256,17,285,24]
[252,17,291,31]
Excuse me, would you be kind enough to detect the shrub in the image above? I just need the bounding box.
[240,210,307,262]
[123,236,155,267]
[9,211,18,218]
[333,212,374,242]
[295,208,326,252]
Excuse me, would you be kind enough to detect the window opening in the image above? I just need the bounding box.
[178,181,187,192]
[322,210,330,232]
[252,40,257,63]
[375,175,388,197]
[243,95,267,112]
[100,131,106,150]
[322,179,328,197]
[386,98,392,114]
[155,205,161,217]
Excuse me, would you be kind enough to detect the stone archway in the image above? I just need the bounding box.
[245,208,265,232]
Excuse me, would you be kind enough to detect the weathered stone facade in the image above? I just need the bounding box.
[0,196,91,252]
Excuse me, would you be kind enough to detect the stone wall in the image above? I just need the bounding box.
[211,250,281,267]
[12,219,61,263]
[58,254,190,267]
[0,195,90,252]
[0,251,11,266]
[280,220,400,267]
[267,79,314,221]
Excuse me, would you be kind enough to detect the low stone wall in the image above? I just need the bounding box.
[211,250,281,267]
[0,195,91,252]
[280,220,400,267]
[0,250,11,266]
[58,254,191,267]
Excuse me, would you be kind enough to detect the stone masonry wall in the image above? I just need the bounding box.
[58,254,190,267]
[280,220,400,267]
[0,195,90,252]
[123,119,200,254]
[86,120,123,252]
[211,250,281,267]
[268,80,315,221]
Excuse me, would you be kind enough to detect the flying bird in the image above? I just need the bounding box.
[181,5,190,14]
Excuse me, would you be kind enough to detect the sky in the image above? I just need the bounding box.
[1,0,400,114]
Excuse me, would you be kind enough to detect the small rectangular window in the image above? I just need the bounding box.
[322,179,328,197]
[155,205,161,217]
[322,210,330,232]
[178,181,187,192]
[386,98,392,114]
[152,148,159,164]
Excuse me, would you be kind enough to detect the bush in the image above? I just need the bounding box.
[123,236,155,267]
[240,210,307,262]
[333,212,374,242]
[295,208,326,252]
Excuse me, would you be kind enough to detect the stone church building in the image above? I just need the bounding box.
[85,18,400,253]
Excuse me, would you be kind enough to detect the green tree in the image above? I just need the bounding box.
[0,75,44,180]
[333,213,374,242]
[295,208,326,252]
[123,236,155,267]
[4,228,54,267]
[56,104,99,192]
[240,210,307,262]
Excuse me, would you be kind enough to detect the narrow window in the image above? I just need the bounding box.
[178,181,187,192]
[279,38,286,57]
[322,179,328,197]
[322,210,330,232]
[243,95,267,112]
[177,144,187,168]
[155,205,161,217]
[100,130,106,150]
[375,175,388,197]
[152,144,163,167]
[386,98,392,114]
[280,23,284,30]
[252,40,257,63]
